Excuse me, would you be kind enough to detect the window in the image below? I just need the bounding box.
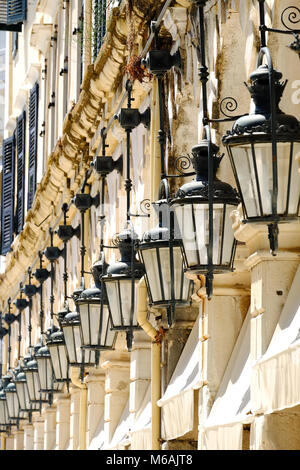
[27,83,39,211]
[0,0,27,32]
[0,135,15,255]
[62,0,70,117]
[93,0,106,62]
[15,110,25,234]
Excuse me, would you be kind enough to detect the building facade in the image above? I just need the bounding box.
[0,0,299,451]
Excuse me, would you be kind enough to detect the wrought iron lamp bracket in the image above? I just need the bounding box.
[259,4,300,52]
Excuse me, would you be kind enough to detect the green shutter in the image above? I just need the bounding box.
[15,111,26,234]
[1,135,15,255]
[27,83,39,211]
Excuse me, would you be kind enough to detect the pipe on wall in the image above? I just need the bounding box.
[136,276,161,450]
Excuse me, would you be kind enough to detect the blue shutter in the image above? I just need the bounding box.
[27,83,38,211]
[1,135,15,255]
[6,0,27,25]
[15,111,26,234]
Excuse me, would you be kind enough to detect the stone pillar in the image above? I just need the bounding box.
[196,244,251,448]
[245,252,299,362]
[130,331,151,424]
[101,352,130,448]
[23,424,34,450]
[56,394,71,450]
[232,215,300,362]
[33,415,45,450]
[69,385,81,450]
[251,412,300,450]
[44,405,57,450]
[14,429,24,450]
[232,213,300,450]
[85,368,105,448]
[5,435,14,450]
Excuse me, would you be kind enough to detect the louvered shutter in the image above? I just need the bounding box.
[93,0,106,61]
[6,0,27,24]
[27,83,38,211]
[15,111,25,234]
[1,136,15,255]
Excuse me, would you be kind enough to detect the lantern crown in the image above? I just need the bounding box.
[174,141,239,203]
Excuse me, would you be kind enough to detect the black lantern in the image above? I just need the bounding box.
[58,191,100,368]
[59,309,96,367]
[139,187,193,326]
[170,141,240,297]
[23,349,50,405]
[102,228,145,350]
[0,377,10,428]
[46,326,70,384]
[35,343,64,394]
[223,61,300,254]
[15,367,40,414]
[4,376,24,423]
[75,257,117,352]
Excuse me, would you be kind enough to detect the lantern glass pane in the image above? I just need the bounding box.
[25,371,37,401]
[230,142,300,217]
[0,400,8,425]
[145,246,190,302]
[63,323,95,365]
[223,204,237,264]
[49,344,68,381]
[36,357,53,391]
[142,248,162,302]
[173,246,191,300]
[90,304,101,345]
[105,281,121,327]
[106,279,139,328]
[174,204,199,266]
[15,382,29,410]
[288,143,300,214]
[6,392,19,419]
[100,305,115,347]
[63,324,80,364]
[79,302,101,346]
[175,203,236,268]
[78,302,90,345]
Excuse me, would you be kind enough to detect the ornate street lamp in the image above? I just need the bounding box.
[140,47,193,325]
[23,350,49,405]
[22,269,51,405]
[75,152,119,354]
[102,228,145,351]
[44,209,78,385]
[45,326,69,384]
[139,184,193,327]
[222,62,300,254]
[170,141,239,298]
[0,379,10,431]
[13,293,40,415]
[15,368,39,414]
[34,344,64,394]
[59,192,99,368]
[102,82,150,350]
[32,234,65,394]
[76,256,116,352]
[4,374,25,423]
[222,1,300,254]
